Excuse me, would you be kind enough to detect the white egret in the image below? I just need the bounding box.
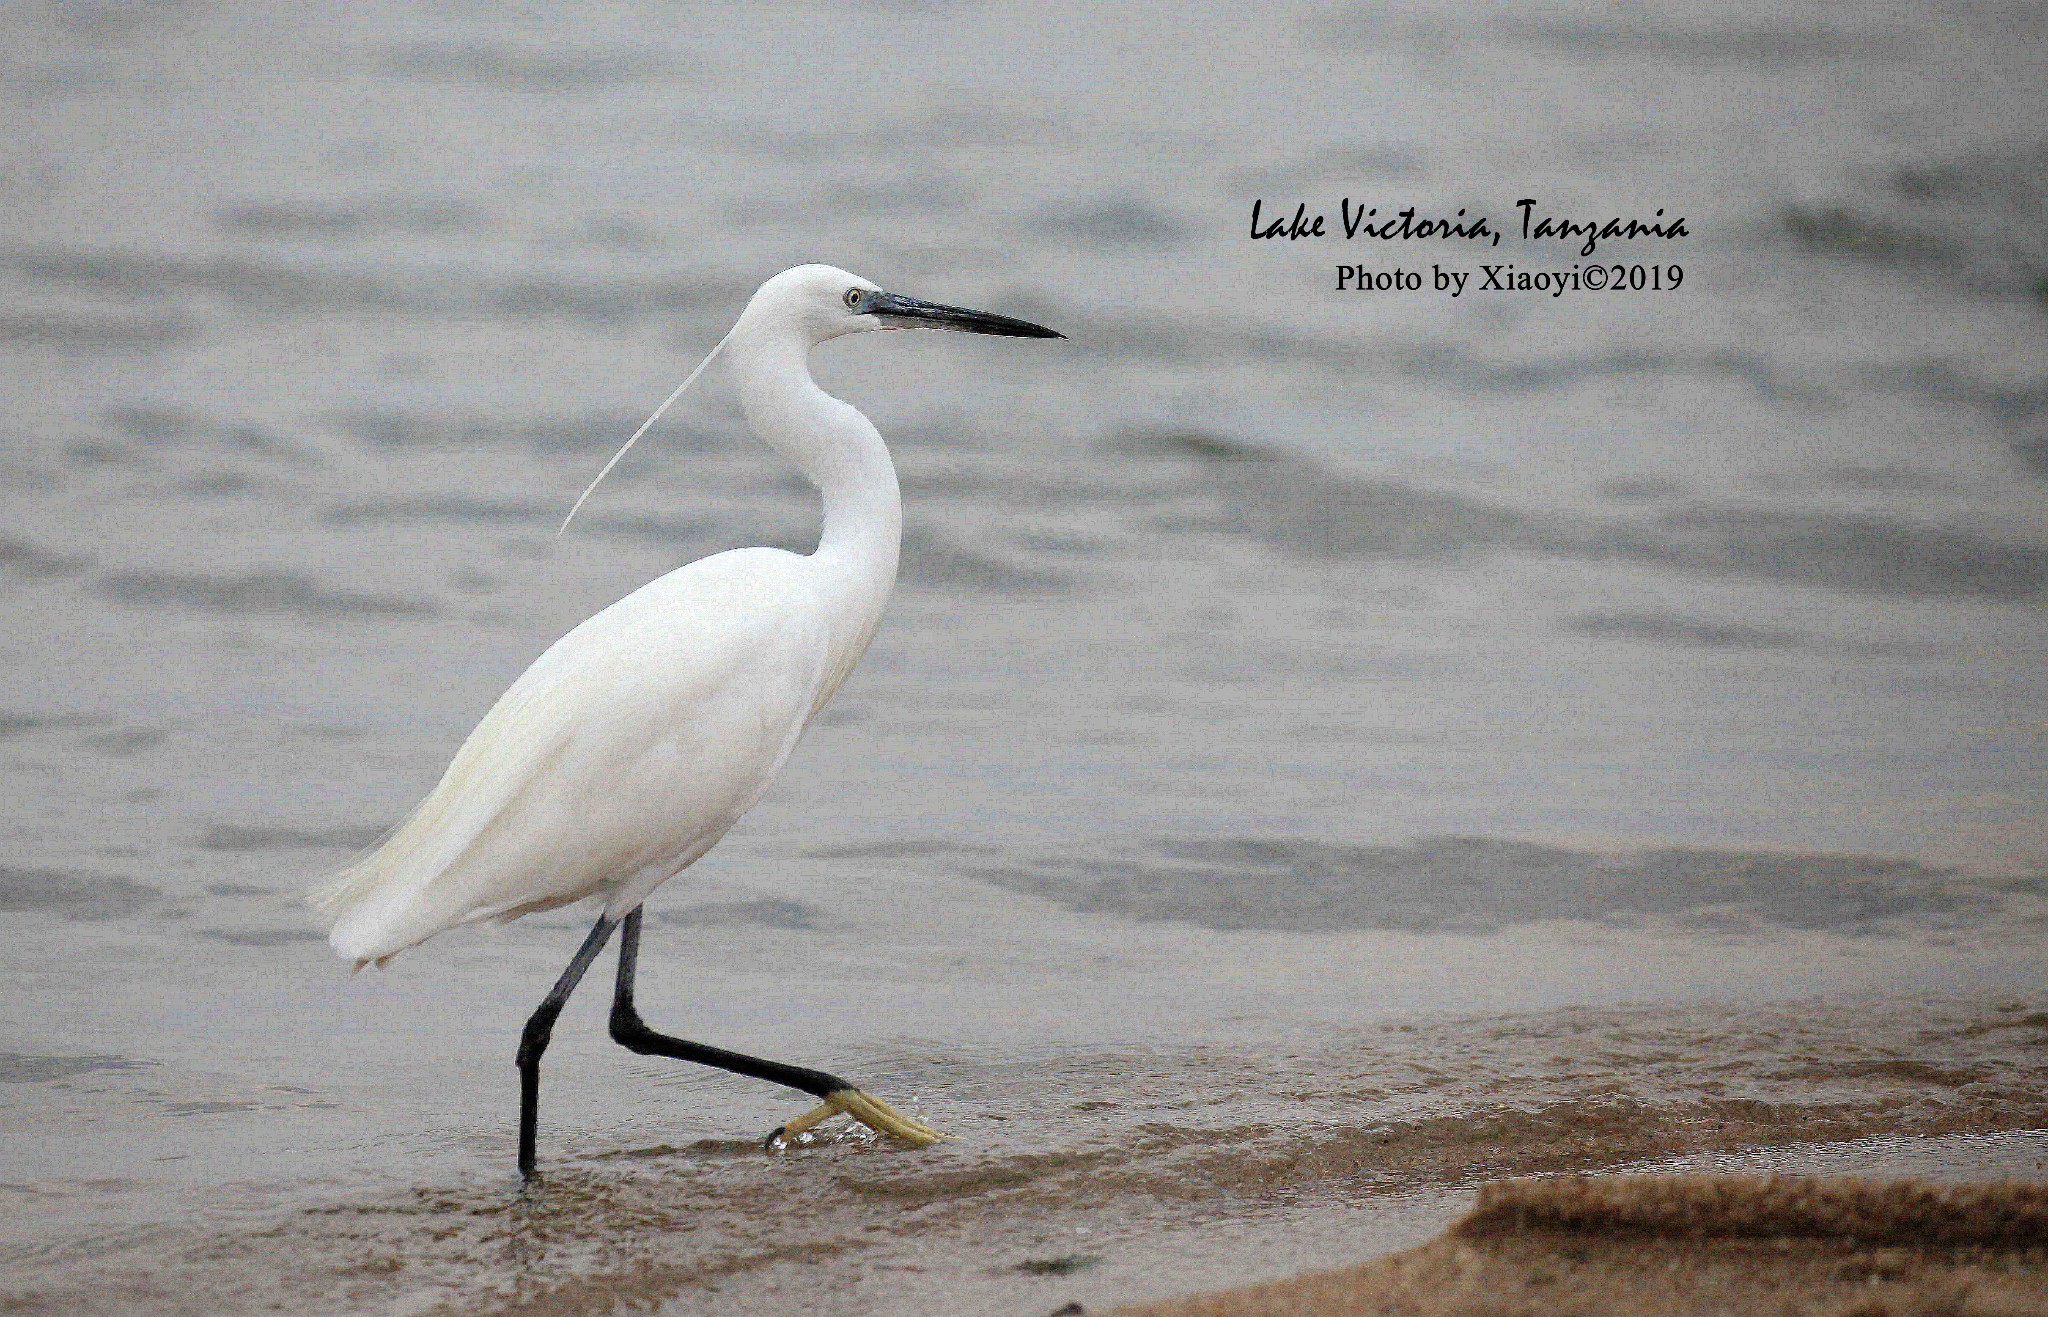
[310,264,1062,1179]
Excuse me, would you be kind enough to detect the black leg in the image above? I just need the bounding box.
[608,907,849,1099]
[516,913,619,1181]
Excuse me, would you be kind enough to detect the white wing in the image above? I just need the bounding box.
[313,548,830,965]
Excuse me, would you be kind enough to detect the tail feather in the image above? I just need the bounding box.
[307,846,414,970]
[308,721,572,966]
[307,847,397,923]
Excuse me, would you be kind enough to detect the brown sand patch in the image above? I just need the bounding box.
[1110,1174,2048,1316]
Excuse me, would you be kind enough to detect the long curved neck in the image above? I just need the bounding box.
[725,323,902,575]
[724,316,899,715]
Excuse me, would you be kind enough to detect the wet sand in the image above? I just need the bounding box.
[7,994,2048,1314]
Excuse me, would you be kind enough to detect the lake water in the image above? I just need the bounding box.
[2,1,2044,1313]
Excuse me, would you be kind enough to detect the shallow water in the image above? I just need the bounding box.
[2,1,2045,1313]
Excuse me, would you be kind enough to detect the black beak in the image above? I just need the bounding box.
[864,291,1063,339]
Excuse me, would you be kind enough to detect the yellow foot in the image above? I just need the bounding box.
[767,1087,943,1149]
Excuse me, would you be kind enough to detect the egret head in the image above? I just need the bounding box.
[755,263,1063,345]
[560,264,1059,534]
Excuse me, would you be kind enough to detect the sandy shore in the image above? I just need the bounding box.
[7,994,2048,1315]
[1111,1174,2048,1316]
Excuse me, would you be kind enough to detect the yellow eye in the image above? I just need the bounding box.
[844,288,863,309]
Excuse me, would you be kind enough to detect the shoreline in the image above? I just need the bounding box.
[6,991,2046,1316]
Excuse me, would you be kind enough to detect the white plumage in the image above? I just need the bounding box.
[312,263,1062,966]
[307,263,1059,1175]
[314,548,837,964]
